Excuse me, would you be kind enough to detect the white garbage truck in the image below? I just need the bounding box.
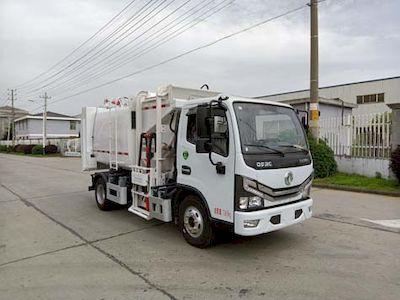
[81,85,313,247]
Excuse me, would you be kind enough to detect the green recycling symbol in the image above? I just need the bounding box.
[183,150,189,160]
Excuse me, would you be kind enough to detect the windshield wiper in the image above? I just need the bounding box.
[278,144,309,153]
[244,144,285,157]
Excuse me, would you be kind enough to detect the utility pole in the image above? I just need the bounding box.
[309,0,319,139]
[10,89,16,146]
[40,92,51,155]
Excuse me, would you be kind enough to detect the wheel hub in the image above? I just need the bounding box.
[183,206,204,238]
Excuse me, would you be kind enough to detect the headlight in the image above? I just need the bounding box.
[248,196,263,208]
[239,197,249,209]
[239,196,263,209]
[301,180,312,199]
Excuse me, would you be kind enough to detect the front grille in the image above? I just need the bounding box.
[258,175,312,199]
[258,184,301,197]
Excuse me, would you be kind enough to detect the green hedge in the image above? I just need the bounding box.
[31,145,44,155]
[308,135,337,178]
[0,145,14,152]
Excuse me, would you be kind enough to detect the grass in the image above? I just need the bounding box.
[314,172,400,194]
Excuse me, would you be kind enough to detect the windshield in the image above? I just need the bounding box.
[233,102,308,155]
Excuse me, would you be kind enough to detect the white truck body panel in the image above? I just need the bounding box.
[81,107,97,171]
[81,85,218,171]
[92,106,135,169]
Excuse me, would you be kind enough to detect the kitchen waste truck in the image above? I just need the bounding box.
[81,85,313,248]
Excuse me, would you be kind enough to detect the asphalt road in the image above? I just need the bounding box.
[0,154,399,300]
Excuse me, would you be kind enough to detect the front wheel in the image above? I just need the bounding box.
[179,195,215,248]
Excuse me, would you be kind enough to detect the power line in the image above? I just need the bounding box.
[20,0,208,99]
[19,0,161,95]
[14,0,141,91]
[18,0,156,99]
[20,0,235,102]
[23,0,185,97]
[44,0,227,97]
[31,2,308,111]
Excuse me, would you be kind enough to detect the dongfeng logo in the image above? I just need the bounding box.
[256,161,272,168]
[284,171,294,186]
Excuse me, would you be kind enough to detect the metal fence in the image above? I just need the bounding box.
[59,138,81,156]
[319,112,392,159]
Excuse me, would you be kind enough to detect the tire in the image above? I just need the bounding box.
[94,176,113,211]
[179,195,215,248]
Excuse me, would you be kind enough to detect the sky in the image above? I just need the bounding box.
[0,0,399,115]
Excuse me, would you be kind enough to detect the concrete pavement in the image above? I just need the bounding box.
[0,154,399,299]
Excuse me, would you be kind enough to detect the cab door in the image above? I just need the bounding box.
[176,106,235,223]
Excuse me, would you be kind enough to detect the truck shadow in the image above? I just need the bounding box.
[216,229,304,249]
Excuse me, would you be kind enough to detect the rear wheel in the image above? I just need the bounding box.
[94,177,113,211]
[179,195,215,248]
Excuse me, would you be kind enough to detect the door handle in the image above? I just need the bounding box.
[182,165,191,175]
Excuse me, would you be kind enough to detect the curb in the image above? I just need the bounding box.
[312,183,400,198]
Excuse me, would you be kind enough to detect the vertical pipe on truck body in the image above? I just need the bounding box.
[155,94,162,186]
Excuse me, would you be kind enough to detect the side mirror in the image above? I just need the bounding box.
[296,109,309,129]
[301,116,307,129]
[195,138,211,153]
[196,105,210,138]
[194,103,227,175]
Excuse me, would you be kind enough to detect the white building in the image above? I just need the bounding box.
[14,111,80,140]
[256,76,400,115]
[256,76,400,179]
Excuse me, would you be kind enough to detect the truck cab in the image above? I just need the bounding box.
[82,86,313,248]
[175,96,313,246]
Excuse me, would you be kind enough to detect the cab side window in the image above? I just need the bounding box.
[186,111,197,144]
[212,114,229,157]
[187,108,229,157]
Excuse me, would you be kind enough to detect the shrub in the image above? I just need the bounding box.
[22,144,37,154]
[31,145,44,155]
[390,145,400,182]
[0,145,7,152]
[44,144,58,154]
[308,135,337,178]
[15,144,25,153]
[6,145,15,153]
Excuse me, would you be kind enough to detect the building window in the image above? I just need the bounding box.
[356,93,384,104]
[70,121,76,130]
[367,94,376,103]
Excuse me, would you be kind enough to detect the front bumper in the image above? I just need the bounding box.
[234,198,313,236]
